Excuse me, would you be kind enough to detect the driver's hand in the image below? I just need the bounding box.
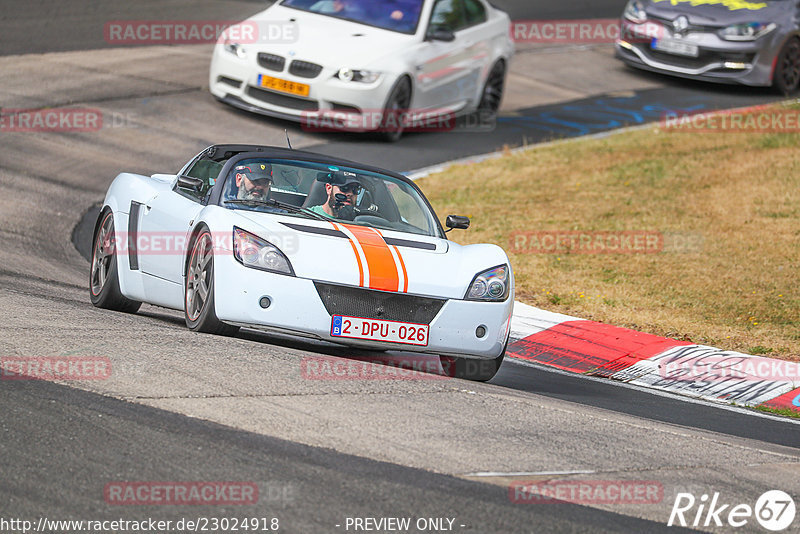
[337,205,357,221]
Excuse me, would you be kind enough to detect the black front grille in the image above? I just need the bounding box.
[289,60,323,79]
[314,282,446,325]
[258,53,286,72]
[246,85,319,111]
[647,15,720,33]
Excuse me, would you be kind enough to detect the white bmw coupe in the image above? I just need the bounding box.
[209,0,514,140]
[90,145,514,381]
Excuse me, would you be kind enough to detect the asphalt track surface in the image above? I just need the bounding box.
[2,0,800,532]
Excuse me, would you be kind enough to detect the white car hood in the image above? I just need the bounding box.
[243,5,416,68]
[229,211,509,300]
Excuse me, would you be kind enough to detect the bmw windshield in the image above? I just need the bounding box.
[222,158,444,238]
[280,0,425,34]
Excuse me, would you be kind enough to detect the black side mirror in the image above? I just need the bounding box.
[446,215,470,232]
[426,28,456,42]
[176,175,203,191]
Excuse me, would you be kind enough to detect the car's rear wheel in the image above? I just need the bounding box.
[774,37,800,95]
[89,210,141,313]
[185,229,239,336]
[478,60,506,117]
[380,77,412,143]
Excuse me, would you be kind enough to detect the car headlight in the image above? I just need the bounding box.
[719,22,776,41]
[465,265,510,302]
[233,227,294,276]
[623,0,648,24]
[224,42,247,59]
[336,68,381,83]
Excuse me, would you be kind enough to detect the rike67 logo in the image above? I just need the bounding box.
[668,490,796,531]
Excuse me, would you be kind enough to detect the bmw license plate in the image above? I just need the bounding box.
[258,74,310,97]
[651,38,699,58]
[331,316,429,347]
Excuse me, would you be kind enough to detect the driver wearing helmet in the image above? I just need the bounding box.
[234,163,272,201]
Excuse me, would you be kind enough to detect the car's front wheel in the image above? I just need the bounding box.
[89,210,141,313]
[478,60,506,118]
[185,229,239,336]
[440,352,505,382]
[380,77,412,143]
[774,37,800,95]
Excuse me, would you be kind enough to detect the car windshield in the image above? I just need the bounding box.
[280,0,425,34]
[222,158,443,238]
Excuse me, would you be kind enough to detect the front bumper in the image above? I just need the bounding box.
[212,252,513,360]
[209,45,398,131]
[616,20,778,87]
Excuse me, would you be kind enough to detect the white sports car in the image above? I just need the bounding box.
[209,0,514,140]
[89,145,514,381]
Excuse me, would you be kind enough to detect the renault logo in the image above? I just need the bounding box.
[673,16,689,34]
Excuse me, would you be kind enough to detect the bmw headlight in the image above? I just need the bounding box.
[336,68,381,83]
[233,227,294,275]
[719,22,776,41]
[465,265,510,302]
[224,42,247,59]
[623,0,648,24]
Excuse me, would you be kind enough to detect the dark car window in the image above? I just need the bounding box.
[464,0,486,26]
[281,0,425,34]
[178,159,224,201]
[430,0,467,33]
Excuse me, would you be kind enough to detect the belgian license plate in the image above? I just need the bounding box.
[651,38,699,58]
[331,316,429,347]
[258,74,310,97]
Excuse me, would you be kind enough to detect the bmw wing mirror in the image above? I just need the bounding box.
[176,175,203,191]
[445,215,470,232]
[426,28,456,42]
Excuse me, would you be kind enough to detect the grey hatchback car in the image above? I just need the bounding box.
[616,0,800,94]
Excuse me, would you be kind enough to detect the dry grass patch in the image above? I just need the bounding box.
[420,104,800,360]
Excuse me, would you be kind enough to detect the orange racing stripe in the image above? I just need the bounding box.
[391,244,409,293]
[342,224,399,292]
[332,222,364,287]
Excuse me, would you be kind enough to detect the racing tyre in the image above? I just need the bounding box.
[380,77,412,143]
[89,211,141,313]
[477,60,506,118]
[440,353,505,382]
[185,229,240,336]
[774,38,800,95]
[440,334,509,382]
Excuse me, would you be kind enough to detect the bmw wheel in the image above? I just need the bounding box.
[89,210,141,313]
[380,77,412,143]
[185,228,239,336]
[478,60,506,118]
[774,37,800,95]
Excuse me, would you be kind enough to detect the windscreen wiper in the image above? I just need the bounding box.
[224,198,329,222]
